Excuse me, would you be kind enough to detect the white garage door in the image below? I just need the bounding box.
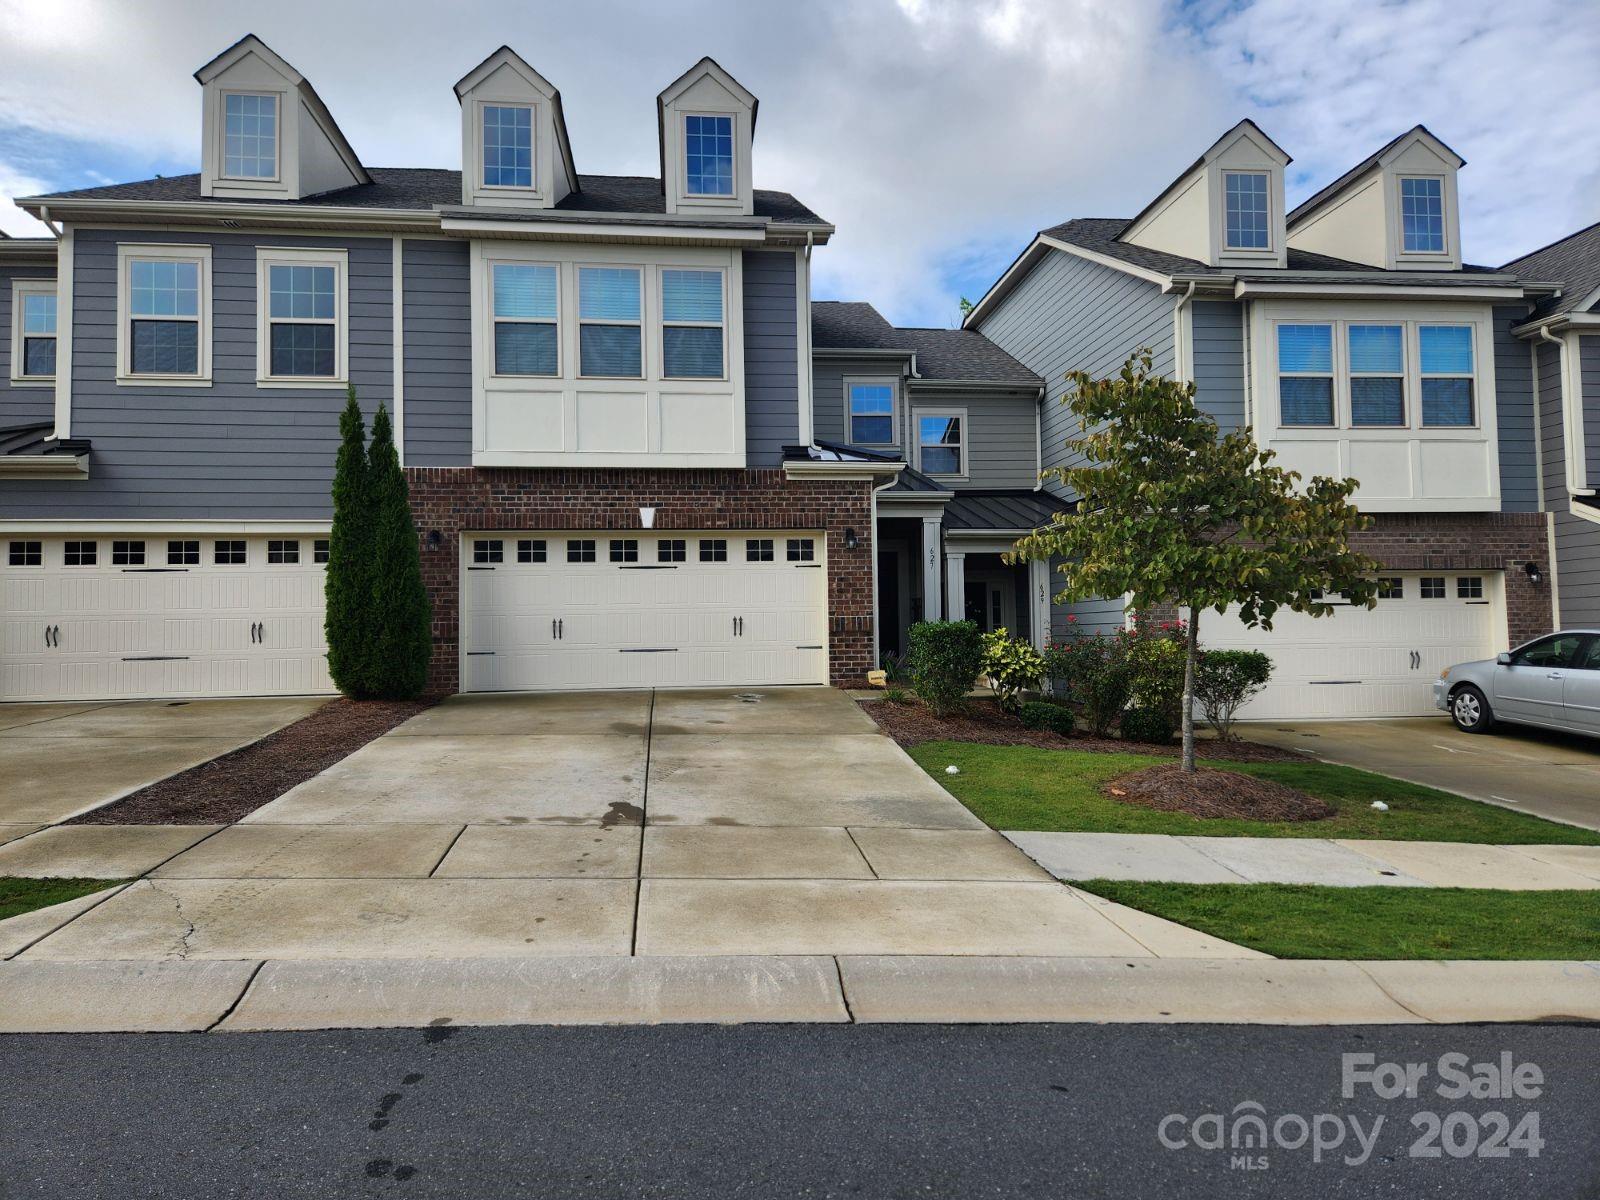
[462,531,828,692]
[1197,571,1502,720]
[2,534,333,702]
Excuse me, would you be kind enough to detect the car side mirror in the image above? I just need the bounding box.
[1496,652,1512,665]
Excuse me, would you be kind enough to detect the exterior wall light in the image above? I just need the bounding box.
[844,528,860,550]
[1524,561,1543,586]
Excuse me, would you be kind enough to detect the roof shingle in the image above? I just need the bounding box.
[1502,220,1600,319]
[811,301,1038,384]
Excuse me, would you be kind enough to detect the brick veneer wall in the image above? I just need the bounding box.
[1137,512,1554,644]
[405,467,875,694]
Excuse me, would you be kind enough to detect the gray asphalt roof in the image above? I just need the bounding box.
[1041,216,1504,282]
[1502,220,1600,319]
[811,301,1039,384]
[883,465,951,495]
[31,169,828,225]
[943,491,1073,532]
[1285,125,1462,225]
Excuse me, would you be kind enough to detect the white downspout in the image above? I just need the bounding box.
[868,472,899,669]
[1172,279,1197,382]
[1034,384,1044,490]
[1535,323,1564,627]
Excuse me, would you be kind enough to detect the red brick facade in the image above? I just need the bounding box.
[405,467,876,694]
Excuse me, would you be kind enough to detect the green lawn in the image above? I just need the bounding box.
[0,877,122,923]
[910,741,1600,844]
[1076,880,1600,960]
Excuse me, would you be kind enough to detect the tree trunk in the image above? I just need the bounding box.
[1181,606,1199,773]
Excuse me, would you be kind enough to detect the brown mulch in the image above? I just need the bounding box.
[66,698,434,825]
[1102,762,1336,822]
[860,695,1301,762]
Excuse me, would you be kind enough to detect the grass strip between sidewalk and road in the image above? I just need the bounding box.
[910,741,1600,844]
[0,877,125,923]
[1074,880,1600,960]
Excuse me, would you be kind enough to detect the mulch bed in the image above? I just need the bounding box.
[1103,763,1336,822]
[66,698,434,826]
[860,695,1300,762]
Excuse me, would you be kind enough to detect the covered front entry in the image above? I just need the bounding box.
[1,532,333,702]
[1198,570,1505,720]
[460,530,829,691]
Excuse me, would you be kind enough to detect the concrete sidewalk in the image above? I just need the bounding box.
[0,954,1596,1032]
[1005,831,1600,889]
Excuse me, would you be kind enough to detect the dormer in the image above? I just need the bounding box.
[1287,126,1464,271]
[657,58,757,217]
[195,35,369,201]
[454,47,577,210]
[1120,120,1291,269]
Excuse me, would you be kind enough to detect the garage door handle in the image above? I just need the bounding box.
[552,619,557,640]
[558,619,564,639]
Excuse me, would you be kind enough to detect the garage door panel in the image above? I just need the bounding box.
[461,530,828,692]
[1199,571,1500,720]
[1,536,333,702]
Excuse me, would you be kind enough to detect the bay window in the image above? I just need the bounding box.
[492,263,558,376]
[661,269,724,378]
[578,266,642,378]
[1347,325,1404,427]
[1419,325,1474,427]
[1275,318,1479,430]
[1277,324,1334,426]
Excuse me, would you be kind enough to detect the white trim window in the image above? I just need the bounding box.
[846,378,896,446]
[222,92,279,180]
[1347,324,1404,427]
[10,279,57,384]
[578,265,643,378]
[917,409,966,477]
[257,248,347,386]
[660,268,725,379]
[1277,324,1334,426]
[1419,325,1474,427]
[684,114,734,197]
[1399,177,1445,255]
[481,103,534,189]
[491,262,558,377]
[117,245,211,385]
[1223,171,1270,251]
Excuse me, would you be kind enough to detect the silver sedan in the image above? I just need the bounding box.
[1435,629,1600,738]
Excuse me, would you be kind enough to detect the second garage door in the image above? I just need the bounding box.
[1197,571,1503,720]
[461,531,829,692]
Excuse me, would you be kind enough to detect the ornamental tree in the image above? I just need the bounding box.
[1012,352,1379,773]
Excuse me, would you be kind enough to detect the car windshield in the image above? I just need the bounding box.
[1512,634,1586,668]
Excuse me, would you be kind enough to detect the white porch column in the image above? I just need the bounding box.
[944,551,966,622]
[1029,557,1051,650]
[920,516,942,622]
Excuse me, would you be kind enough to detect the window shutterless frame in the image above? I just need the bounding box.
[489,260,560,378]
[9,278,57,385]
[577,263,644,379]
[659,267,726,380]
[116,244,212,386]
[915,408,967,477]
[475,99,537,193]
[844,377,898,446]
[682,112,736,199]
[255,247,348,387]
[218,91,281,182]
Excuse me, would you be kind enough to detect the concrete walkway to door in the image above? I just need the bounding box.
[9,687,1248,963]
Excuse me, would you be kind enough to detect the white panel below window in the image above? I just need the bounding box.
[575,392,650,453]
[486,390,563,452]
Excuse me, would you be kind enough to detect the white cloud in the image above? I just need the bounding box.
[0,162,52,236]
[0,0,1594,318]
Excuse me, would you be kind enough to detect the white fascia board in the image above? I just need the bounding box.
[0,518,333,533]
[907,378,1041,393]
[1513,311,1600,338]
[18,197,437,231]
[1232,280,1523,301]
[1038,236,1173,286]
[964,234,1174,330]
[878,488,955,503]
[440,216,767,244]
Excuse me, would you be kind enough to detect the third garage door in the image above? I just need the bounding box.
[1196,571,1502,720]
[461,531,829,692]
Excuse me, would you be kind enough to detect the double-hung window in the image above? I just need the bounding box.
[917,411,965,476]
[1419,325,1474,426]
[578,266,642,378]
[1400,177,1445,254]
[1224,171,1270,250]
[482,104,534,189]
[684,114,734,197]
[223,93,278,179]
[10,280,56,382]
[1347,325,1404,427]
[258,249,345,384]
[847,381,895,445]
[661,269,724,378]
[120,246,209,383]
[1277,324,1334,426]
[492,263,558,376]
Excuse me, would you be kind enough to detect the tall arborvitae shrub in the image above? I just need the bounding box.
[325,386,372,695]
[363,402,433,698]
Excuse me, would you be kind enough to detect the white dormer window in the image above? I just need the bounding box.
[684,114,734,197]
[482,104,534,189]
[1224,171,1270,250]
[1399,177,1445,254]
[222,92,279,179]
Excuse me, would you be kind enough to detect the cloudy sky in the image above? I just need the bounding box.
[2,0,1597,326]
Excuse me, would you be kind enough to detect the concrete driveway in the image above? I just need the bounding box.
[10,687,1248,963]
[0,697,327,826]
[1242,716,1600,831]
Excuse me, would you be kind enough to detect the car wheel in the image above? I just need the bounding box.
[1450,685,1496,733]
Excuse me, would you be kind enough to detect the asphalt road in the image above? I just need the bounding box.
[1,1023,1597,1199]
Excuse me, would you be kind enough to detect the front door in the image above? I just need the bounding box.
[964,580,992,631]
[1493,632,1585,725]
[877,550,901,660]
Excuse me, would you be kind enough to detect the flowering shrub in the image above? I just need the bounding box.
[980,627,1046,713]
[1044,631,1131,737]
[1121,615,1189,726]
